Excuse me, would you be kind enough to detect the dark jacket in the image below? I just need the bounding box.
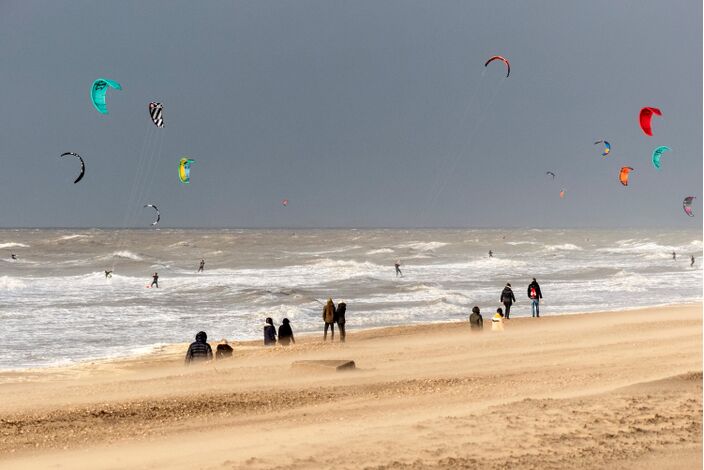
[469,312,483,330]
[215,343,233,359]
[335,302,347,324]
[185,331,213,364]
[528,281,543,299]
[500,287,516,304]
[278,320,295,346]
[264,324,277,346]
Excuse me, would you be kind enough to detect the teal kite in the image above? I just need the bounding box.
[651,146,671,169]
[91,78,122,114]
[179,157,195,184]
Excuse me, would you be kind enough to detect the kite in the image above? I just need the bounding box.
[651,146,671,169]
[143,204,160,226]
[594,140,611,157]
[546,171,555,180]
[619,167,634,186]
[559,189,565,199]
[281,199,289,207]
[178,157,195,184]
[59,152,85,184]
[484,56,510,77]
[639,107,662,136]
[683,196,695,217]
[91,78,122,114]
[149,102,164,128]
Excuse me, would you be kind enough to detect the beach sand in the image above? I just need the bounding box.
[0,304,701,469]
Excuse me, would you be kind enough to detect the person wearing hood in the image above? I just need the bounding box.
[469,306,483,330]
[278,318,295,346]
[323,298,336,341]
[500,283,516,319]
[264,317,277,346]
[335,302,347,343]
[185,331,213,365]
[527,278,543,317]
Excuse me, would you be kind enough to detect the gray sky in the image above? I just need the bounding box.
[0,0,701,228]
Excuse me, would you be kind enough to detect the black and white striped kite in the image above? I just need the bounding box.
[148,102,164,128]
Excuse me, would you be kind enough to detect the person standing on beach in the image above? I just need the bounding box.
[335,301,347,342]
[500,283,516,319]
[469,306,483,330]
[198,259,205,273]
[323,298,336,341]
[278,318,295,346]
[528,278,543,317]
[264,317,277,346]
[395,260,403,277]
[184,331,213,364]
[151,272,159,288]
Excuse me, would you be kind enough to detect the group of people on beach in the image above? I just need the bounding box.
[469,278,544,331]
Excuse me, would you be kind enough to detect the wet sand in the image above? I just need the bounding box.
[0,304,701,469]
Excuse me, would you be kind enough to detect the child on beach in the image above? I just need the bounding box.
[491,308,505,331]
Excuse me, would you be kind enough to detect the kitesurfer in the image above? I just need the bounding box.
[278,318,295,346]
[500,283,516,319]
[691,256,695,267]
[198,259,205,273]
[10,253,16,260]
[104,270,113,278]
[469,306,483,330]
[489,250,493,258]
[184,331,213,364]
[151,272,159,288]
[528,278,543,317]
[395,260,403,277]
[672,251,676,260]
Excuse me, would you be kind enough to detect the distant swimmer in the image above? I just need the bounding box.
[198,259,205,273]
[395,260,403,277]
[10,253,16,260]
[691,256,695,267]
[672,251,676,260]
[104,270,113,278]
[150,272,159,288]
[488,250,493,258]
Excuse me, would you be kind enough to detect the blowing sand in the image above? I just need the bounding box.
[0,304,701,469]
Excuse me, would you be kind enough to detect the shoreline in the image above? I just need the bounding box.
[2,300,701,375]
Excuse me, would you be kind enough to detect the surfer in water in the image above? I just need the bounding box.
[394,260,403,277]
[10,253,17,260]
[691,256,695,267]
[672,251,676,260]
[489,250,493,258]
[198,259,205,273]
[151,272,159,288]
[104,270,113,278]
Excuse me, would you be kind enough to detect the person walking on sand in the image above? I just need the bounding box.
[528,278,543,317]
[198,259,205,273]
[500,283,516,319]
[264,317,277,346]
[150,272,159,288]
[323,298,336,341]
[395,260,403,277]
[184,331,213,365]
[491,308,505,331]
[469,306,483,330]
[335,301,347,343]
[278,318,295,346]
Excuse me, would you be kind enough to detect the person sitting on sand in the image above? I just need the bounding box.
[500,283,516,319]
[492,308,505,331]
[469,306,483,330]
[216,340,233,359]
[185,331,213,365]
[323,298,336,341]
[264,317,277,346]
[335,302,347,343]
[278,318,295,346]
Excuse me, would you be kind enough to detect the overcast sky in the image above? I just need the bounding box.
[0,0,701,228]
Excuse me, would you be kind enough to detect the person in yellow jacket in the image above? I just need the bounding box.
[491,307,505,331]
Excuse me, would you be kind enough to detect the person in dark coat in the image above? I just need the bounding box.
[278,318,295,346]
[264,317,277,346]
[323,298,336,341]
[335,302,347,343]
[185,331,213,365]
[527,278,543,318]
[469,306,483,330]
[215,340,233,359]
[500,283,516,319]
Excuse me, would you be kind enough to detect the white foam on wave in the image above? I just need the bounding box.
[367,248,394,255]
[111,251,144,261]
[545,243,583,251]
[397,241,448,252]
[0,276,27,290]
[55,234,89,241]
[0,242,29,249]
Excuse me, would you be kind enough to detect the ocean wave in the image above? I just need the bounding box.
[0,276,27,290]
[544,243,583,251]
[0,242,29,249]
[397,241,448,252]
[111,251,144,261]
[366,248,394,255]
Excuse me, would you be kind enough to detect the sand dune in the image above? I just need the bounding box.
[0,304,701,469]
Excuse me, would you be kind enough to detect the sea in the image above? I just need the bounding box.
[0,228,700,370]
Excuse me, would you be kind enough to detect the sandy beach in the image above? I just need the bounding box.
[0,304,701,469]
